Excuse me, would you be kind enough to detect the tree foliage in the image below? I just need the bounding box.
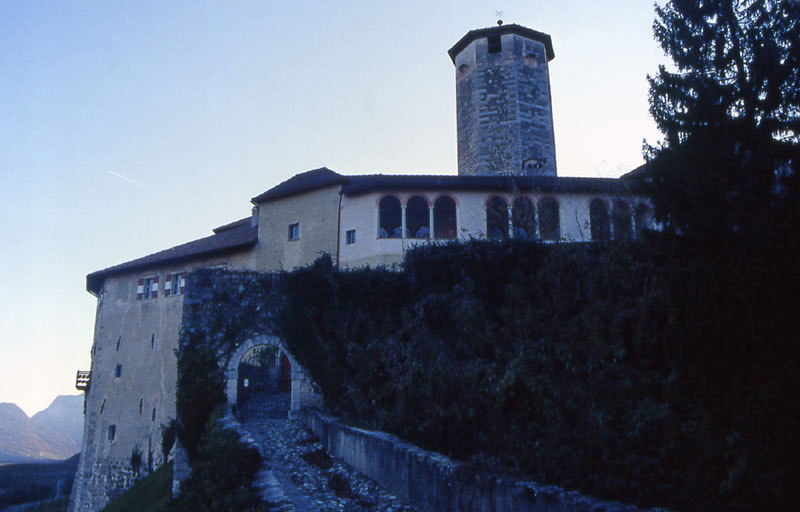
[646,0,800,239]
[276,240,800,511]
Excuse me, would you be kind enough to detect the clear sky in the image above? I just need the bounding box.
[0,0,664,417]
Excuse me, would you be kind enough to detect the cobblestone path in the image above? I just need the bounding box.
[236,394,416,512]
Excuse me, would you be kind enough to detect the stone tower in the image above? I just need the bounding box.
[449,23,557,177]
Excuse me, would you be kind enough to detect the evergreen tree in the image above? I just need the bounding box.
[646,0,800,240]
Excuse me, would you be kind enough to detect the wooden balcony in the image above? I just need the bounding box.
[76,370,91,391]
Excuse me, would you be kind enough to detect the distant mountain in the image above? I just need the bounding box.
[0,396,82,463]
[33,394,84,449]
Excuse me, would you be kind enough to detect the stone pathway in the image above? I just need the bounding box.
[232,394,416,512]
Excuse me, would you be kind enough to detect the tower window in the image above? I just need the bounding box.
[114,364,122,378]
[108,425,116,442]
[488,35,502,53]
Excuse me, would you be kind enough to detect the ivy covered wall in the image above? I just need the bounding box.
[174,238,799,512]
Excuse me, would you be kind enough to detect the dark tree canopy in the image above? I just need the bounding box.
[646,0,800,239]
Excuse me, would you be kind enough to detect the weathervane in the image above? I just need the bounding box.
[496,10,504,26]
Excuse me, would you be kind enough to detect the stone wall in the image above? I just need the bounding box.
[299,408,656,512]
[173,268,323,494]
[454,32,557,177]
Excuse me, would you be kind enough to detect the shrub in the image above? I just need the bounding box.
[171,409,268,511]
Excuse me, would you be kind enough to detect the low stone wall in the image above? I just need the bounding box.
[299,408,657,512]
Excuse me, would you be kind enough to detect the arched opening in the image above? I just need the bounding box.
[512,196,536,239]
[378,195,402,238]
[235,344,289,421]
[538,197,560,240]
[590,199,611,241]
[613,200,633,241]
[635,203,653,237]
[486,196,509,239]
[406,196,430,239]
[434,196,457,239]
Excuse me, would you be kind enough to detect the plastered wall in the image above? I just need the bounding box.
[70,250,255,511]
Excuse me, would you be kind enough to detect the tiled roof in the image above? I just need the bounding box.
[86,218,257,294]
[252,168,642,204]
[251,167,346,203]
[340,174,642,196]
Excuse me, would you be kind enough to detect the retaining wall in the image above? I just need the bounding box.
[299,408,657,512]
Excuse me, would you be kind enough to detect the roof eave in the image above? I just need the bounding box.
[85,237,257,295]
[448,24,555,63]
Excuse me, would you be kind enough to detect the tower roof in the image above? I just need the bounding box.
[448,23,555,63]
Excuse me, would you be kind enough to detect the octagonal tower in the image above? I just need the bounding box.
[449,23,557,177]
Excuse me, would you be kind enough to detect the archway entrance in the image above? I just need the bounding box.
[235,344,291,421]
[226,334,323,420]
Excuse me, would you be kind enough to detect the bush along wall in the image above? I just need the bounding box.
[172,240,798,512]
[277,239,799,512]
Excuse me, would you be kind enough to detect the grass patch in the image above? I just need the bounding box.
[101,463,172,512]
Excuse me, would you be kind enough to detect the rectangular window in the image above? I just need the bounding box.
[114,364,122,378]
[288,223,300,241]
[108,425,116,442]
[137,276,159,300]
[488,35,502,53]
[346,229,356,245]
[165,272,185,297]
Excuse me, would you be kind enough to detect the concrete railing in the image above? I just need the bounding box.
[298,408,660,512]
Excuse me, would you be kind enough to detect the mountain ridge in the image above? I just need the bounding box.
[0,395,83,463]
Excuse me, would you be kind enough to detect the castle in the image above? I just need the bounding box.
[69,23,651,511]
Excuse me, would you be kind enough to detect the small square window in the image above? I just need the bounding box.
[114,364,122,378]
[108,425,116,442]
[288,223,300,241]
[346,229,356,245]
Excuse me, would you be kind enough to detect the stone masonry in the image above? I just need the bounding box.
[451,24,558,177]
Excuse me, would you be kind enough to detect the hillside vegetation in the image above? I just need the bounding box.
[0,401,80,463]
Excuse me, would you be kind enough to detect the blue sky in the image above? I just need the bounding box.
[0,0,664,416]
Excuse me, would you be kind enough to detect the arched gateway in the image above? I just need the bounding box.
[225,334,322,419]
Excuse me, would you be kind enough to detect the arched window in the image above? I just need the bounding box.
[378,196,402,238]
[406,196,430,239]
[512,197,536,239]
[486,196,509,239]
[635,203,653,237]
[538,197,560,240]
[434,196,457,239]
[590,199,611,241]
[613,200,633,241]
